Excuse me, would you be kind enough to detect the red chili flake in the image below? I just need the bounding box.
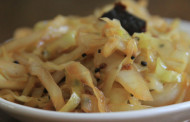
[121,64,132,70]
[99,63,107,69]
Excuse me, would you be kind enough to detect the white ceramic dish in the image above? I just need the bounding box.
[0,20,190,122]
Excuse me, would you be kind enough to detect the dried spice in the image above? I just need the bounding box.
[101,2,146,35]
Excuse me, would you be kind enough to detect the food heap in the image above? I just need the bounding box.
[0,0,190,112]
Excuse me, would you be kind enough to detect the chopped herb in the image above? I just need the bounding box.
[95,68,100,73]
[131,56,135,60]
[98,49,101,53]
[101,2,146,35]
[82,53,87,57]
[84,97,91,103]
[134,37,140,41]
[42,50,49,59]
[99,63,107,69]
[159,44,164,48]
[13,60,19,64]
[141,61,147,66]
[73,80,80,86]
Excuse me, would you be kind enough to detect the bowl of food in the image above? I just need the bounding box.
[0,0,190,122]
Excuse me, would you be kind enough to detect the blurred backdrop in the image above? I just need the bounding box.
[0,0,190,41]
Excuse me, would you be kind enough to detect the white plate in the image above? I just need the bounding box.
[0,20,190,122]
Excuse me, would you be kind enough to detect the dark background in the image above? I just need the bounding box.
[0,0,190,42]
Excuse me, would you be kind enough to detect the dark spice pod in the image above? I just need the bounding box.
[101,2,146,35]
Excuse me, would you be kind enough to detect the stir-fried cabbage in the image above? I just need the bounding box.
[0,0,190,113]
